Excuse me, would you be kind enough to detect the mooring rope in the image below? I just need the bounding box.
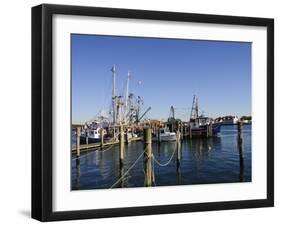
[110,150,146,189]
[99,144,115,153]
[72,143,117,161]
[152,148,176,167]
[71,149,99,161]
[72,131,122,161]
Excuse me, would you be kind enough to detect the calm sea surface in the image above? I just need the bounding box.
[71,125,251,190]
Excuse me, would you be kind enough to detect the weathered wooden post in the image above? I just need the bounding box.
[176,129,181,183]
[237,121,245,182]
[100,128,104,148]
[176,132,181,163]
[180,122,183,140]
[85,128,89,147]
[176,130,180,143]
[176,121,181,141]
[119,125,124,165]
[237,121,244,159]
[76,127,81,157]
[189,124,192,139]
[209,121,213,137]
[126,127,131,144]
[144,128,152,186]
[113,125,116,141]
[157,126,161,143]
[155,126,159,142]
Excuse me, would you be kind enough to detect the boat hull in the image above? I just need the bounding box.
[160,134,177,142]
[80,135,100,144]
[191,123,221,136]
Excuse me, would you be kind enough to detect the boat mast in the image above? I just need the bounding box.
[190,95,199,126]
[124,70,131,123]
[195,96,199,119]
[111,65,116,125]
[169,106,175,119]
[190,95,196,120]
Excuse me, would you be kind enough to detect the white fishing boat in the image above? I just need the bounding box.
[158,127,177,142]
[220,116,239,125]
[80,127,107,143]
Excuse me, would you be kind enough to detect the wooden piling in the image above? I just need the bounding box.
[176,136,181,162]
[238,122,244,159]
[126,128,131,144]
[157,126,161,143]
[76,127,81,157]
[180,122,183,140]
[85,128,89,147]
[100,128,104,148]
[238,121,244,181]
[209,122,213,137]
[144,128,152,186]
[155,126,159,142]
[176,130,181,143]
[113,125,116,141]
[238,121,243,141]
[119,125,124,164]
[189,125,192,139]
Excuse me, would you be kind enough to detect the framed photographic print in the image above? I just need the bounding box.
[32,4,274,221]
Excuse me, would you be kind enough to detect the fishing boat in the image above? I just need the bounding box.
[78,65,150,143]
[80,127,108,144]
[158,127,177,141]
[189,95,221,136]
[220,116,239,125]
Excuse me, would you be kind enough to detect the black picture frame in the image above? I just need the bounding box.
[32,4,274,222]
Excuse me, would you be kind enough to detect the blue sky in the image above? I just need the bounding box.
[72,34,251,123]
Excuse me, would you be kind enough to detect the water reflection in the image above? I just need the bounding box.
[76,158,80,190]
[119,163,125,188]
[238,136,245,182]
[188,137,221,161]
[72,125,252,190]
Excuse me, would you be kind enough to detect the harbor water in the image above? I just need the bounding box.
[71,125,251,190]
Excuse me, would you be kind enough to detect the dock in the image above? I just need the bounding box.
[72,136,142,154]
